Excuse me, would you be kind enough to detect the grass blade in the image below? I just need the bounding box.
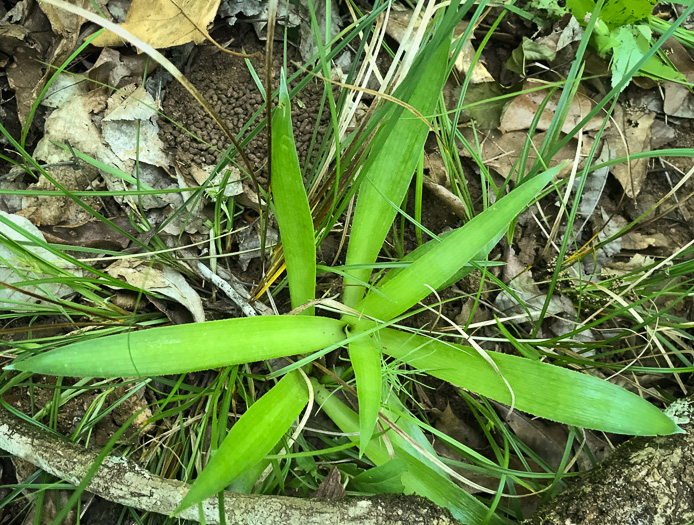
[175,370,309,513]
[355,166,560,322]
[8,316,346,377]
[312,378,509,525]
[342,35,452,308]
[347,336,381,457]
[272,71,316,314]
[375,328,681,436]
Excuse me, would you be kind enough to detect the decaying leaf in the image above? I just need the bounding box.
[500,80,604,135]
[603,103,655,198]
[86,47,153,90]
[106,259,205,322]
[23,75,108,225]
[460,128,597,180]
[0,211,82,306]
[102,84,170,169]
[494,246,576,322]
[91,0,222,49]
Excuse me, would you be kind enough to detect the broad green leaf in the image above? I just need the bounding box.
[342,35,451,308]
[350,459,407,494]
[377,229,505,291]
[355,167,560,322]
[375,328,681,436]
[9,316,346,377]
[175,370,309,513]
[397,452,511,525]
[312,378,509,525]
[347,336,381,456]
[272,70,316,315]
[381,393,444,473]
[601,0,657,28]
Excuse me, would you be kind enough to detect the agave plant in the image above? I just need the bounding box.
[8,1,680,523]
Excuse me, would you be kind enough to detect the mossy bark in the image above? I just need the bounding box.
[525,399,694,525]
[0,405,457,524]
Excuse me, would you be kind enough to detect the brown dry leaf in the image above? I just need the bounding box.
[106,259,205,322]
[37,0,91,38]
[102,84,170,169]
[40,217,137,252]
[28,1,94,131]
[603,103,655,199]
[459,128,597,180]
[1,13,51,128]
[494,245,576,323]
[311,468,346,499]
[661,38,694,118]
[26,75,110,225]
[494,402,569,471]
[434,404,488,450]
[86,47,153,89]
[500,80,604,135]
[92,0,221,49]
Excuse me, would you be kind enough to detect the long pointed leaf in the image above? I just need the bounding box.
[342,36,451,308]
[355,166,560,321]
[9,316,346,377]
[272,71,315,314]
[175,370,309,513]
[347,337,381,457]
[312,378,509,525]
[375,328,680,436]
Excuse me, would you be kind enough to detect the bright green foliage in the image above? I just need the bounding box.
[271,71,316,315]
[341,35,451,308]
[538,0,692,88]
[374,328,681,436]
[312,378,510,525]
[597,0,657,28]
[8,316,346,376]
[347,336,382,457]
[8,0,683,520]
[353,166,560,322]
[174,370,309,513]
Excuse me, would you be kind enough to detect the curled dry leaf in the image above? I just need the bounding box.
[106,259,205,322]
[0,211,83,306]
[603,103,655,199]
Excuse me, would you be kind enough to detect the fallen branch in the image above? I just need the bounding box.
[0,405,456,524]
[524,398,694,524]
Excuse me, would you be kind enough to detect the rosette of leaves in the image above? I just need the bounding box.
[9,3,680,522]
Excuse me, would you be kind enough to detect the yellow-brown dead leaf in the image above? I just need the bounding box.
[91,0,221,49]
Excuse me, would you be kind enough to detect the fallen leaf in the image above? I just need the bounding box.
[2,19,49,128]
[493,401,569,470]
[106,259,205,322]
[86,47,153,90]
[603,103,654,198]
[92,0,222,49]
[102,84,170,168]
[460,128,597,180]
[500,80,604,135]
[494,246,576,322]
[0,211,82,306]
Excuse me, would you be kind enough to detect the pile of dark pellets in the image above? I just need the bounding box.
[161,24,330,183]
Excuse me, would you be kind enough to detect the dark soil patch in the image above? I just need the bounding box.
[160,23,330,185]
